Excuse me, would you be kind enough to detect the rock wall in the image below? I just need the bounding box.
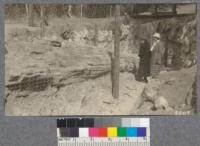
[131,16,196,68]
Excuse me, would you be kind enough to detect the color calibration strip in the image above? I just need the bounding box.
[58,127,146,137]
[57,118,150,146]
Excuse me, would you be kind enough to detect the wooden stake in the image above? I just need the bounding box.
[112,5,120,99]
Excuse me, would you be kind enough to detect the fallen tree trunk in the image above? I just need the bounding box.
[51,54,137,89]
[6,52,138,91]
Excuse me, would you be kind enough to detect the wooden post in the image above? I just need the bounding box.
[112,5,120,99]
[40,5,45,39]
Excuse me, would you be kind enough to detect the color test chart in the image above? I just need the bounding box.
[57,118,150,146]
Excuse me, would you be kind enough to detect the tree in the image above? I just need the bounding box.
[172,4,177,15]
[68,5,73,17]
[27,4,34,26]
[56,4,62,17]
[40,5,45,38]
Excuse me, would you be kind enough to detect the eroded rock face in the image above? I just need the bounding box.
[138,65,196,114]
[132,16,196,68]
[185,77,197,112]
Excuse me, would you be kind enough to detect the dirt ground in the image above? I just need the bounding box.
[5,16,197,116]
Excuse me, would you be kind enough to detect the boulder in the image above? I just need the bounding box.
[154,96,169,110]
[142,79,162,102]
[50,41,62,47]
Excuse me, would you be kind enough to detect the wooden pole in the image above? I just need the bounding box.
[40,5,45,39]
[112,5,120,99]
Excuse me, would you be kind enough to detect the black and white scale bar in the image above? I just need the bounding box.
[58,141,150,146]
[58,137,150,146]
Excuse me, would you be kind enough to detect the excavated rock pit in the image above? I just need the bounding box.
[5,16,197,115]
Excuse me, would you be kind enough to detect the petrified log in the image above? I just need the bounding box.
[6,52,138,91]
[6,72,53,91]
[52,54,138,89]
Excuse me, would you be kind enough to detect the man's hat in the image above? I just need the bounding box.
[152,33,161,39]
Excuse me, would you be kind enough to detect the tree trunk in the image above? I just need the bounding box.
[155,5,158,16]
[110,5,112,17]
[172,4,177,15]
[80,4,83,24]
[27,4,34,26]
[94,24,98,46]
[25,4,28,21]
[68,5,73,17]
[40,5,45,39]
[56,5,62,17]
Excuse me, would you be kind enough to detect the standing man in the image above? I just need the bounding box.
[150,33,164,78]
